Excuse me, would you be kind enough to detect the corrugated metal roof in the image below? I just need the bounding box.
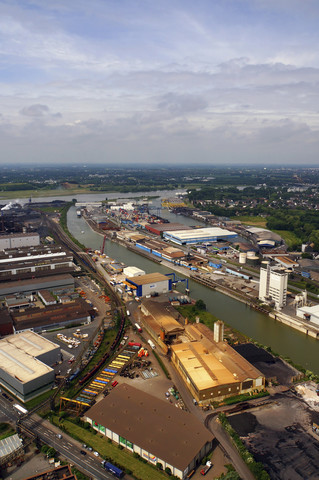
[126,272,168,285]
[0,434,23,459]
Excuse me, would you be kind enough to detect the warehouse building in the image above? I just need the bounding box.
[296,304,319,327]
[123,266,145,277]
[0,233,40,250]
[171,322,265,404]
[125,272,172,297]
[0,273,75,298]
[163,227,237,245]
[0,331,60,402]
[85,383,213,479]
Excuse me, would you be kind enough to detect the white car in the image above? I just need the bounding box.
[93,451,99,457]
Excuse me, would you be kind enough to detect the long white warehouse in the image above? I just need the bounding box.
[163,227,237,245]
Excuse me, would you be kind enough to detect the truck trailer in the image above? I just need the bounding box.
[101,461,124,478]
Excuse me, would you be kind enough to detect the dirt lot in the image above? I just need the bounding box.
[228,392,319,480]
[3,445,52,480]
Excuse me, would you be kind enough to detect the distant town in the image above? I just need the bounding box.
[0,165,318,480]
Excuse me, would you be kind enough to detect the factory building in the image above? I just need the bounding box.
[12,298,92,333]
[171,322,265,404]
[0,331,60,402]
[0,245,76,282]
[140,299,185,347]
[0,273,75,298]
[259,265,288,309]
[0,309,14,337]
[125,272,172,297]
[85,383,213,479]
[163,227,237,245]
[245,227,282,248]
[0,233,40,250]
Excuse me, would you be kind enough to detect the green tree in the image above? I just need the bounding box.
[195,299,206,311]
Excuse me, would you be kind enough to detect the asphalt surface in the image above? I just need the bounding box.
[0,396,120,480]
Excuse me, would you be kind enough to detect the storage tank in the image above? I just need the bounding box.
[246,255,259,266]
[247,251,256,258]
[239,252,247,264]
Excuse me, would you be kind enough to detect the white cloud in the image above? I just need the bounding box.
[0,0,318,164]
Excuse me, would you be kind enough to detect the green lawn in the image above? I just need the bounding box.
[273,230,302,248]
[233,216,267,228]
[53,417,169,480]
[0,423,15,440]
[25,389,55,411]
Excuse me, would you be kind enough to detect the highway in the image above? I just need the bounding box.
[0,395,118,480]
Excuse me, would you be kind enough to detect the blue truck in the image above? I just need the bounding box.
[101,461,124,478]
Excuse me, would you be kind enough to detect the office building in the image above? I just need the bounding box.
[259,265,288,309]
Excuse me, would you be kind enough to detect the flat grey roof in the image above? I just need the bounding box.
[0,331,58,383]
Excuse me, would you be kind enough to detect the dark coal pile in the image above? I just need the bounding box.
[228,412,258,436]
[233,343,297,384]
[228,395,319,480]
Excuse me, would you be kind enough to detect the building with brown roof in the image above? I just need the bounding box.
[171,322,265,404]
[12,298,92,333]
[85,383,213,479]
[140,299,184,345]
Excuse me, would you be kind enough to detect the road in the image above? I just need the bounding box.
[143,346,257,480]
[0,396,118,480]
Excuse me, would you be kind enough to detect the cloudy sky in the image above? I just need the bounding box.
[1,0,319,165]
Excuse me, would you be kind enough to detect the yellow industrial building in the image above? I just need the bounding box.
[171,322,265,404]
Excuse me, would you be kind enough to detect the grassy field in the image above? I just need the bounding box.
[273,230,302,248]
[52,417,169,480]
[233,216,267,228]
[0,423,15,440]
[0,187,94,200]
[25,389,55,411]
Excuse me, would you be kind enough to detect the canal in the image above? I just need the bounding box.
[67,205,319,375]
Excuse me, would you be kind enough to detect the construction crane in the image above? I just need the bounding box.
[100,235,107,255]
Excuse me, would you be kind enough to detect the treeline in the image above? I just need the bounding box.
[267,209,319,250]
